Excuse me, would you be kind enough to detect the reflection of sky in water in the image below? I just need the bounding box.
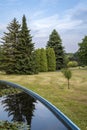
[31,101,69,130]
[0,96,13,122]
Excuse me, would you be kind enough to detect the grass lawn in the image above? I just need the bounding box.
[0,69,87,130]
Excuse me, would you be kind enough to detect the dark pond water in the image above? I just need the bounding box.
[0,82,71,130]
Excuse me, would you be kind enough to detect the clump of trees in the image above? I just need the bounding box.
[35,48,56,72]
[0,15,87,75]
[0,15,37,74]
[65,35,87,68]
[0,16,57,74]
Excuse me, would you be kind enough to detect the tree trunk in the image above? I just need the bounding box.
[68,79,70,89]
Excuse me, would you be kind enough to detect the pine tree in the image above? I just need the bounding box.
[46,29,65,70]
[46,48,56,71]
[78,36,87,66]
[1,18,20,74]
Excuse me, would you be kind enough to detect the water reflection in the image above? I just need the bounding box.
[0,83,21,97]
[0,82,71,130]
[2,92,36,125]
[0,83,36,129]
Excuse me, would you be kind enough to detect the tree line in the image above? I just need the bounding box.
[0,15,63,74]
[0,15,87,74]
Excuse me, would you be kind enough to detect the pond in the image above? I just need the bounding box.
[0,80,80,130]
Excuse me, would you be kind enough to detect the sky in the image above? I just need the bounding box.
[0,0,87,52]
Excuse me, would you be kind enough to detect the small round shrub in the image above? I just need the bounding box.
[67,61,78,67]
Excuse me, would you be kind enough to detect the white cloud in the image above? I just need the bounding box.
[30,12,82,40]
[30,2,87,52]
[0,1,87,52]
[0,24,6,31]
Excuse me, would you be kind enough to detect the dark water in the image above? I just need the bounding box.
[0,83,71,130]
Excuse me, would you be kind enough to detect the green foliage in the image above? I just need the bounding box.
[20,15,34,55]
[78,36,87,66]
[0,45,4,71]
[1,18,20,74]
[62,69,72,89]
[46,29,65,70]
[39,48,48,72]
[14,15,35,74]
[34,49,41,72]
[0,88,20,97]
[28,52,39,74]
[1,15,38,74]
[46,48,56,71]
[64,55,69,68]
[67,61,78,67]
[0,121,30,130]
[66,53,75,61]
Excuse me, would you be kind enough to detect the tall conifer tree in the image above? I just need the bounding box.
[1,18,20,74]
[15,15,35,74]
[1,15,38,74]
[46,29,65,70]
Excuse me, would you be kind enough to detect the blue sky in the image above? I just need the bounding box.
[0,0,87,52]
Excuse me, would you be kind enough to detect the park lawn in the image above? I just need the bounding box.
[0,69,87,130]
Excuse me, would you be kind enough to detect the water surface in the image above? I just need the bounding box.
[0,82,71,130]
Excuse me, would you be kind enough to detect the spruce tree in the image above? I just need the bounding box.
[46,48,56,71]
[1,18,20,74]
[1,15,38,74]
[15,15,35,74]
[46,29,65,70]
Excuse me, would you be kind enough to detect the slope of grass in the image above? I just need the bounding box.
[0,69,87,130]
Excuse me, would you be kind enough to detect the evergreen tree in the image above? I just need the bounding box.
[39,48,48,72]
[1,18,20,74]
[1,15,38,74]
[78,36,87,66]
[46,48,56,71]
[14,15,35,74]
[34,49,41,72]
[27,52,39,74]
[0,45,4,70]
[46,29,65,70]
